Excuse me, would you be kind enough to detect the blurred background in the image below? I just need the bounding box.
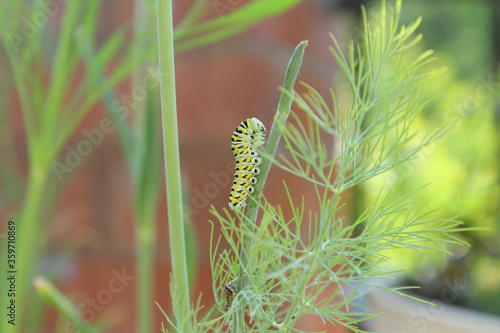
[0,0,499,332]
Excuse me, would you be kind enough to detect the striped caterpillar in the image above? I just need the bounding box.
[224,281,238,328]
[229,118,266,211]
[224,281,238,312]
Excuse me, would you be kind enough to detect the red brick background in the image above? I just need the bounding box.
[11,1,361,332]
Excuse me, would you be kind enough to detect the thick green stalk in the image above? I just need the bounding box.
[0,44,42,333]
[2,164,48,333]
[156,0,192,331]
[234,41,308,333]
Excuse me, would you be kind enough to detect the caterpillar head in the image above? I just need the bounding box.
[249,118,266,134]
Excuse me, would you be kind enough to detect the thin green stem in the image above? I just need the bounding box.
[42,0,81,134]
[234,40,308,333]
[2,164,48,333]
[177,0,209,30]
[0,23,36,159]
[156,0,192,331]
[34,277,99,333]
[136,213,155,333]
[133,2,155,332]
[248,40,309,217]
[134,110,160,333]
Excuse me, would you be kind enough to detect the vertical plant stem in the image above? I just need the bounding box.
[133,2,154,332]
[4,165,48,333]
[41,0,81,133]
[234,41,308,333]
[156,0,192,331]
[136,211,155,333]
[246,40,308,221]
[133,0,150,132]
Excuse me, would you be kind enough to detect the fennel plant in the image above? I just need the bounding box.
[190,1,467,332]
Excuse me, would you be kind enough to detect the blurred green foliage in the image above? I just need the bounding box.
[361,0,500,315]
[0,0,306,332]
[400,0,493,78]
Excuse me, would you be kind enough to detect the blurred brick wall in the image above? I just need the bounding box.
[34,1,361,332]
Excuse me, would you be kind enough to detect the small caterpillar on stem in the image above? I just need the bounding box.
[229,118,266,211]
